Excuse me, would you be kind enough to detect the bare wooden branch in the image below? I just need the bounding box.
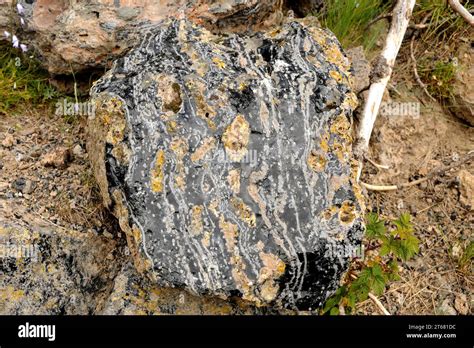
[355,0,416,181]
[448,0,474,26]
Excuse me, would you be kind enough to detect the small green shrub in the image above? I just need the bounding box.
[322,212,419,315]
[418,58,457,102]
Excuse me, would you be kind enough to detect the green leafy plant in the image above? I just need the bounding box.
[322,212,420,315]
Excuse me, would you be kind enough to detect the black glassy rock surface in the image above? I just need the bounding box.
[88,18,365,310]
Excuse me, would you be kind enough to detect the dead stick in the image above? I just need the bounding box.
[410,13,437,103]
[447,0,474,26]
[355,0,417,181]
[361,150,474,191]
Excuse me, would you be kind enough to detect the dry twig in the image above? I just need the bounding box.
[447,0,474,26]
[361,150,474,191]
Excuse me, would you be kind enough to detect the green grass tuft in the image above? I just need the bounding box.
[317,0,391,51]
[0,43,60,115]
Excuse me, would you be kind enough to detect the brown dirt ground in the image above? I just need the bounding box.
[355,46,473,315]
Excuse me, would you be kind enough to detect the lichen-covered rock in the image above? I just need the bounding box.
[0,206,120,314]
[100,262,264,315]
[88,18,364,310]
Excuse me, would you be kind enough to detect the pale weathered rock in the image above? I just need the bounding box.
[88,17,364,310]
[41,146,72,169]
[3,0,286,75]
[450,43,474,126]
[346,46,371,94]
[458,169,474,211]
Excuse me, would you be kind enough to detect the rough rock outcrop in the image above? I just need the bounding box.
[88,17,364,310]
[0,201,120,314]
[450,43,474,126]
[2,0,286,75]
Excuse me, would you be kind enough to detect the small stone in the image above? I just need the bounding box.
[437,298,457,315]
[2,134,15,148]
[23,180,36,194]
[11,178,26,192]
[458,170,474,210]
[103,231,114,239]
[50,191,58,198]
[72,144,84,157]
[41,147,72,169]
[454,294,469,315]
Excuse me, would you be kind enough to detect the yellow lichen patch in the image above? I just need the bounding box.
[350,159,366,211]
[212,56,226,69]
[230,197,256,228]
[324,43,350,72]
[191,137,216,162]
[170,137,188,159]
[339,201,356,224]
[170,137,188,190]
[186,79,217,130]
[208,199,220,217]
[329,70,343,83]
[322,205,339,220]
[150,150,166,193]
[330,113,351,136]
[320,131,330,153]
[0,286,25,303]
[166,120,179,134]
[219,217,256,304]
[332,141,348,162]
[257,252,286,302]
[201,231,211,248]
[95,97,127,146]
[342,92,359,111]
[190,205,204,236]
[222,114,251,162]
[155,74,183,114]
[307,150,327,172]
[227,169,241,194]
[105,117,126,146]
[111,143,132,165]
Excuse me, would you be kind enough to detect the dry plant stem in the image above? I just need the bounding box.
[355,0,416,181]
[349,274,391,315]
[365,155,390,170]
[447,0,474,26]
[368,293,391,315]
[361,150,474,191]
[410,13,437,103]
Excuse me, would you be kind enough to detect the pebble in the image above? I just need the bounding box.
[2,134,15,148]
[72,144,84,157]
